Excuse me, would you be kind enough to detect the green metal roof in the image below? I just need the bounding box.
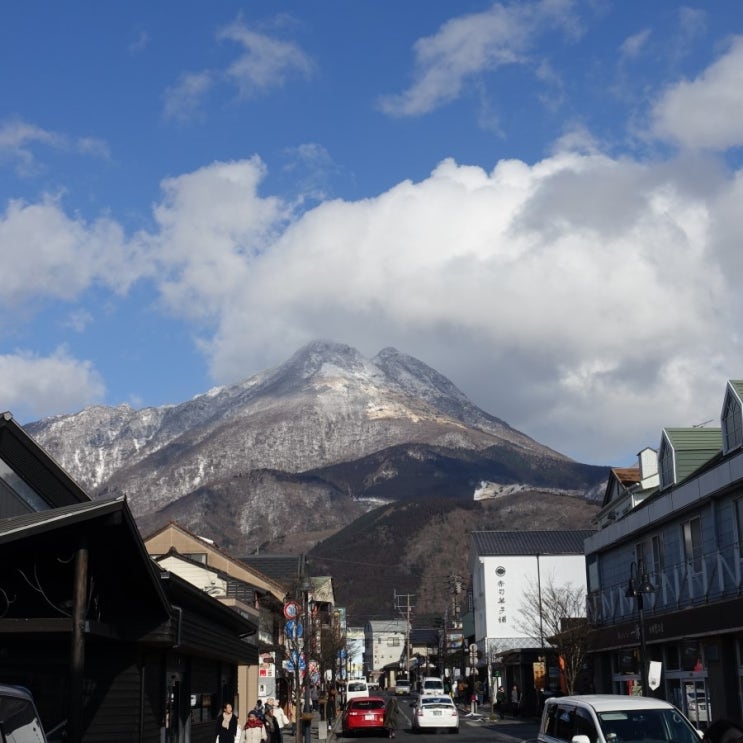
[661,427,722,483]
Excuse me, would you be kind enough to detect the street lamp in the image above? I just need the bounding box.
[300,576,313,743]
[625,560,655,696]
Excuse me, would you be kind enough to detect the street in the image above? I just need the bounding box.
[326,695,540,743]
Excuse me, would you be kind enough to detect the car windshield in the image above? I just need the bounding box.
[348,683,366,691]
[597,708,701,743]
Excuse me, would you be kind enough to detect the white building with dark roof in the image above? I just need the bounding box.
[470,530,593,655]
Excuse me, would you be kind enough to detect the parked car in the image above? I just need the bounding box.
[394,680,411,696]
[685,691,708,724]
[420,677,446,696]
[0,684,48,742]
[539,695,703,743]
[410,694,459,734]
[346,679,371,705]
[341,696,386,736]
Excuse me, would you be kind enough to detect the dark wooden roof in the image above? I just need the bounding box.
[240,553,305,583]
[471,530,595,556]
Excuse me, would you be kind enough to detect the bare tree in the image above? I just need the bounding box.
[516,576,589,694]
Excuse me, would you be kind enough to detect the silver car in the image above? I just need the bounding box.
[0,684,48,742]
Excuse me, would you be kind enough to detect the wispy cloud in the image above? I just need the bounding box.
[379,0,580,117]
[163,72,214,123]
[0,118,109,175]
[218,19,314,98]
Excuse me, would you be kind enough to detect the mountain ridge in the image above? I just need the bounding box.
[23,340,607,615]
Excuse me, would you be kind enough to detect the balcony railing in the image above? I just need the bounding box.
[588,540,743,626]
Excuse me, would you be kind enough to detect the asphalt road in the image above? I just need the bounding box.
[326,696,540,743]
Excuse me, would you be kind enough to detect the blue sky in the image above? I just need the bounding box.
[3,0,743,466]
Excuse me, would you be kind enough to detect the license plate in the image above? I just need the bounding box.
[433,711,442,716]
[364,714,375,720]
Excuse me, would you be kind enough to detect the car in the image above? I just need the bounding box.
[421,677,446,696]
[685,690,708,724]
[346,679,371,705]
[394,680,411,696]
[539,694,703,743]
[0,683,48,742]
[341,696,387,736]
[410,694,459,733]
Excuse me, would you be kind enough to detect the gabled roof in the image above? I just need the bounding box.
[1,412,91,509]
[601,467,641,507]
[471,530,595,556]
[660,427,722,485]
[0,496,172,623]
[240,553,306,583]
[143,521,288,601]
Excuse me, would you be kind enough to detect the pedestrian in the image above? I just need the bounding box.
[384,696,399,739]
[253,700,266,721]
[327,685,337,723]
[243,711,268,743]
[703,720,743,743]
[495,686,506,720]
[216,702,239,743]
[274,703,290,731]
[265,704,282,743]
[311,685,319,712]
[511,685,520,717]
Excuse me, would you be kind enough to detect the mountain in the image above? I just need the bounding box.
[24,340,607,618]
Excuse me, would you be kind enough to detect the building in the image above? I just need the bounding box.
[144,522,288,717]
[0,412,256,743]
[364,619,408,687]
[470,529,594,712]
[586,379,743,725]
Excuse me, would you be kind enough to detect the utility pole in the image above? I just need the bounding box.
[394,591,414,682]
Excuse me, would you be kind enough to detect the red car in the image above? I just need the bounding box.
[341,696,387,736]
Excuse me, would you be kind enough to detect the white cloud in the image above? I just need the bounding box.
[218,20,313,98]
[163,72,214,123]
[4,143,743,464]
[0,118,110,174]
[651,35,743,150]
[379,0,579,116]
[0,348,105,423]
[619,28,651,61]
[0,196,151,307]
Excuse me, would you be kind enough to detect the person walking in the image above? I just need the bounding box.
[216,702,239,743]
[511,685,520,717]
[265,704,282,743]
[384,696,399,739]
[243,711,268,743]
[495,686,506,720]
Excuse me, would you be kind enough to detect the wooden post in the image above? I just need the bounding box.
[69,542,88,743]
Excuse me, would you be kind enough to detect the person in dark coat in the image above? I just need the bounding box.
[265,704,283,743]
[216,702,239,743]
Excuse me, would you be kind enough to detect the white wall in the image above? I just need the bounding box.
[474,554,587,645]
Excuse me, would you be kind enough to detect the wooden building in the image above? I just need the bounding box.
[0,412,257,742]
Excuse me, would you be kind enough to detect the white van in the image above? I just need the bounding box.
[421,677,445,696]
[539,695,702,743]
[345,679,370,704]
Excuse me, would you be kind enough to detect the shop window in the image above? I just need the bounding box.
[190,692,213,723]
[682,517,702,572]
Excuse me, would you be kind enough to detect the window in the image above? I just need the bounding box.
[736,501,743,550]
[575,707,598,743]
[651,535,664,577]
[635,542,646,566]
[722,394,743,453]
[659,443,675,490]
[386,637,400,647]
[682,517,702,572]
